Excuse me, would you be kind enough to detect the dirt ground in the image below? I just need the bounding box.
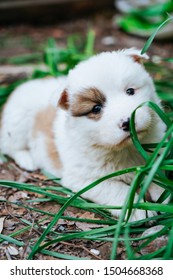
[0,10,172,260]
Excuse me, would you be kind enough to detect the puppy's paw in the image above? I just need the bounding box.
[129,209,156,222]
[13,150,36,171]
[111,208,156,222]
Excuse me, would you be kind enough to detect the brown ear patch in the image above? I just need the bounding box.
[132,54,143,63]
[129,53,149,64]
[58,90,69,110]
[70,87,106,120]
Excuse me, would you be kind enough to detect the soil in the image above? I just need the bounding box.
[0,10,172,260]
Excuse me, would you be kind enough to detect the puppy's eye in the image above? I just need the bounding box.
[126,88,135,95]
[91,104,102,114]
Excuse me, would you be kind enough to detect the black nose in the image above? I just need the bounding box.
[121,118,130,132]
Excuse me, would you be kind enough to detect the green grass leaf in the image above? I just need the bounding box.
[141,16,173,54]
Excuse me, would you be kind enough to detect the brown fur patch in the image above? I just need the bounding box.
[70,87,106,120]
[58,90,69,110]
[33,105,62,170]
[131,54,147,64]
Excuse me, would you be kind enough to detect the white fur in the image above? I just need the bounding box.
[0,49,166,221]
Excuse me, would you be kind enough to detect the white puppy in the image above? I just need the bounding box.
[0,49,166,221]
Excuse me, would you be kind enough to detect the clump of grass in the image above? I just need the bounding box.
[43,30,95,77]
[0,25,173,260]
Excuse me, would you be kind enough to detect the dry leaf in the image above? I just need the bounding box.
[40,219,51,226]
[4,219,16,231]
[65,210,98,220]
[0,208,9,216]
[18,172,30,183]
[8,191,28,202]
[75,221,105,231]
[77,212,97,220]
[0,169,15,181]
[30,173,47,180]
[76,212,106,231]
[7,246,19,256]
[5,248,12,260]
[64,210,105,231]
[8,191,28,205]
[0,217,5,234]
[13,207,26,216]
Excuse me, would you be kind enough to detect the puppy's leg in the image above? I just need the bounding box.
[149,182,170,203]
[80,180,156,221]
[13,150,36,171]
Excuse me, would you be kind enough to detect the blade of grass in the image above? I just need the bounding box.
[41,249,88,260]
[110,169,146,260]
[163,222,173,259]
[84,30,95,57]
[124,225,136,260]
[141,16,173,54]
[0,233,24,247]
[137,125,173,203]
[134,202,173,213]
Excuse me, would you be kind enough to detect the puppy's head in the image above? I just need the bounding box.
[58,49,162,150]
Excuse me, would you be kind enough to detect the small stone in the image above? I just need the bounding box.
[90,248,100,256]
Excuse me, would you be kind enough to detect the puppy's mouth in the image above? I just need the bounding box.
[117,129,147,148]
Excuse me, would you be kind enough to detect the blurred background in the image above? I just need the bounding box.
[0,0,173,86]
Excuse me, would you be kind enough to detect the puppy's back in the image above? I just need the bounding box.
[0,78,63,156]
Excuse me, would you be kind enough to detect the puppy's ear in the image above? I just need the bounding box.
[58,90,69,110]
[123,48,149,64]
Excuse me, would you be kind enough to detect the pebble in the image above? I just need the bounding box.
[90,248,100,256]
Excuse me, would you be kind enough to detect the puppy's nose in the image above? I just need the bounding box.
[120,118,130,132]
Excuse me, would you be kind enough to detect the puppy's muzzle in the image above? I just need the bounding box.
[120,118,130,132]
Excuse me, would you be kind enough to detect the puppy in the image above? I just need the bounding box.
[0,49,166,221]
